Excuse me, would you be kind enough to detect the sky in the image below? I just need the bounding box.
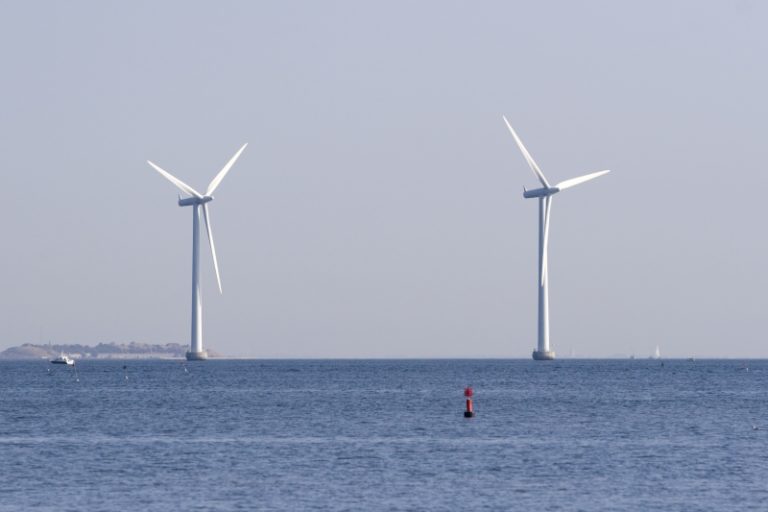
[1,1,767,358]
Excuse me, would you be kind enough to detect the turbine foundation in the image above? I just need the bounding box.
[532,350,556,361]
[186,350,209,361]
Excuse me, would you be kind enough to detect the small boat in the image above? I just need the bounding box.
[50,353,75,366]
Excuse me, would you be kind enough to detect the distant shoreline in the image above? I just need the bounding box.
[0,350,759,362]
[0,342,220,361]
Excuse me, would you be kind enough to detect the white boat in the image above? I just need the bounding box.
[50,353,75,366]
[653,345,661,360]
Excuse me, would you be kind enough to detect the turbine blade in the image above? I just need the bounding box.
[502,116,550,188]
[555,170,610,191]
[147,161,203,198]
[206,143,248,196]
[541,196,552,286]
[202,204,222,294]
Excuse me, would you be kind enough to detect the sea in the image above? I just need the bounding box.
[1,359,766,511]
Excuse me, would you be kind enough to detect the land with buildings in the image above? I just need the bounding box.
[0,342,220,360]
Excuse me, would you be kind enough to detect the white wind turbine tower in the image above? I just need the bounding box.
[147,144,247,361]
[502,116,609,361]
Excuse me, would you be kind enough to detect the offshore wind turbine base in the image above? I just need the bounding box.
[532,350,556,361]
[186,350,209,361]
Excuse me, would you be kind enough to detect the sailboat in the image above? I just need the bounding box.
[652,345,661,360]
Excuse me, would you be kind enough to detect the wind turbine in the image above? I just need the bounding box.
[147,143,247,361]
[502,116,609,361]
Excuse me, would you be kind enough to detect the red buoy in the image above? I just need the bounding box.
[464,386,475,418]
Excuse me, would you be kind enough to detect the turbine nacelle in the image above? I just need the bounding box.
[523,186,559,199]
[178,195,213,207]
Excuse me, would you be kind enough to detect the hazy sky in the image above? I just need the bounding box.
[2,1,767,358]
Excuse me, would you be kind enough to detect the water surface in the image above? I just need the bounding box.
[1,359,766,511]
